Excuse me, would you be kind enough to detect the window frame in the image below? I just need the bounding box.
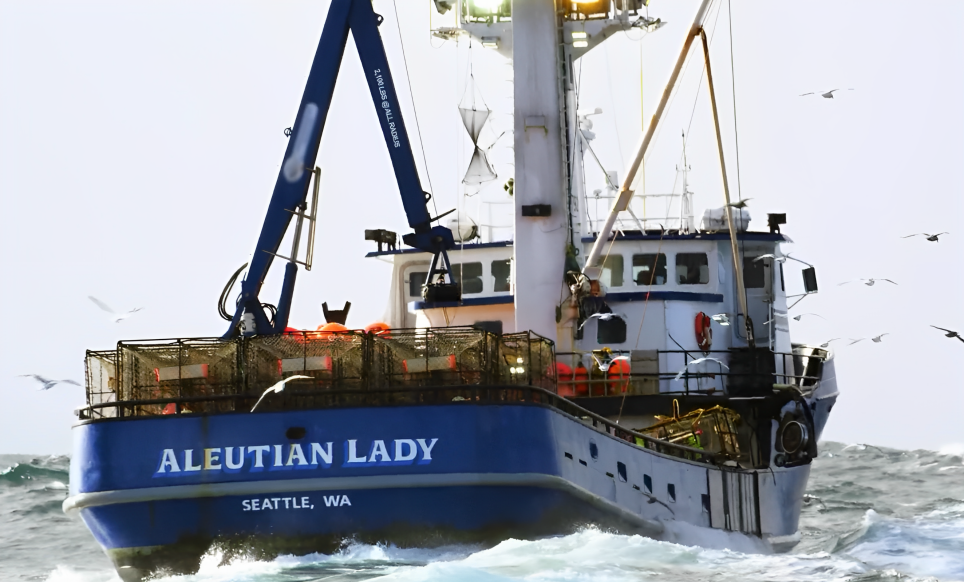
[632,253,668,286]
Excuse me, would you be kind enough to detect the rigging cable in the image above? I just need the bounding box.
[390,0,439,219]
[616,224,666,426]
[727,0,743,204]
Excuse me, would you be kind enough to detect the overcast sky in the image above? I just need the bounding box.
[1,0,961,454]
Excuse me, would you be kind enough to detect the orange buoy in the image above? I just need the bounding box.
[574,363,589,397]
[364,322,391,335]
[607,358,631,394]
[552,362,574,397]
[695,311,713,353]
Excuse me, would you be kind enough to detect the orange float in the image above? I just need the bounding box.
[607,358,631,394]
[364,322,391,336]
[552,362,574,397]
[695,311,712,353]
[573,363,589,397]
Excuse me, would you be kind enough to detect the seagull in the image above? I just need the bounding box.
[799,88,854,99]
[752,254,787,263]
[250,375,312,412]
[578,312,627,330]
[674,357,729,381]
[871,334,889,343]
[764,313,789,325]
[819,338,841,348]
[931,326,964,343]
[793,313,826,322]
[710,313,731,326]
[838,278,897,287]
[848,338,866,345]
[88,296,143,323]
[726,198,751,209]
[18,375,81,391]
[590,354,631,373]
[902,232,949,242]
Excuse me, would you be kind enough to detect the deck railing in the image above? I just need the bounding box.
[80,327,738,466]
[554,348,821,398]
[83,328,555,419]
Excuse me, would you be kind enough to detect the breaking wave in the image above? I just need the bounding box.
[2,444,963,582]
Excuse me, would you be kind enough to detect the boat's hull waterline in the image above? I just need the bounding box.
[67,402,811,576]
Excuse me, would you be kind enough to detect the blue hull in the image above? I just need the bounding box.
[67,402,809,575]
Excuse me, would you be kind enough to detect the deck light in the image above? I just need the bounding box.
[481,36,500,49]
[573,40,589,48]
[571,31,588,39]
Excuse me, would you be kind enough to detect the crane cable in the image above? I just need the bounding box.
[390,0,439,219]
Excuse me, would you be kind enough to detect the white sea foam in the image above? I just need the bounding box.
[43,565,121,582]
[939,443,964,458]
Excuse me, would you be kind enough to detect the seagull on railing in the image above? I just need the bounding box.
[710,313,731,326]
[838,278,897,287]
[250,375,312,412]
[88,296,143,323]
[18,375,80,391]
[674,357,729,381]
[902,232,948,242]
[931,326,964,343]
[764,313,789,325]
[578,312,627,330]
[590,354,631,373]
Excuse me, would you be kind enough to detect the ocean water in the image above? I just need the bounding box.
[2,442,963,582]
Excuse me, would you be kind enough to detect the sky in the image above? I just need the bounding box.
[1,0,962,454]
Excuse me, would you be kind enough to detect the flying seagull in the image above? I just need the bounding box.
[726,198,751,209]
[674,357,729,381]
[710,313,731,326]
[799,88,854,99]
[590,354,631,373]
[930,326,964,343]
[19,375,80,391]
[793,313,826,322]
[902,232,948,242]
[848,338,866,345]
[752,254,787,263]
[838,278,897,287]
[871,334,889,343]
[579,312,627,330]
[88,296,143,323]
[250,375,312,412]
[819,338,841,348]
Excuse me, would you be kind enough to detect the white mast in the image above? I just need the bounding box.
[511,0,568,341]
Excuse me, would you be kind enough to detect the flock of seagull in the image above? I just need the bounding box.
[17,296,144,390]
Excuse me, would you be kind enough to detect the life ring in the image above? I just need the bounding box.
[695,312,712,352]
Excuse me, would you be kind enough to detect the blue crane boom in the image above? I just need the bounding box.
[223,0,455,338]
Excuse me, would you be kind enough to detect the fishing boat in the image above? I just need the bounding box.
[65,0,838,578]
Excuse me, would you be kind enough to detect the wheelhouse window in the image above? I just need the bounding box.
[408,271,428,298]
[600,254,624,288]
[676,253,709,285]
[451,262,483,294]
[491,259,511,292]
[632,253,667,286]
[743,256,766,289]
